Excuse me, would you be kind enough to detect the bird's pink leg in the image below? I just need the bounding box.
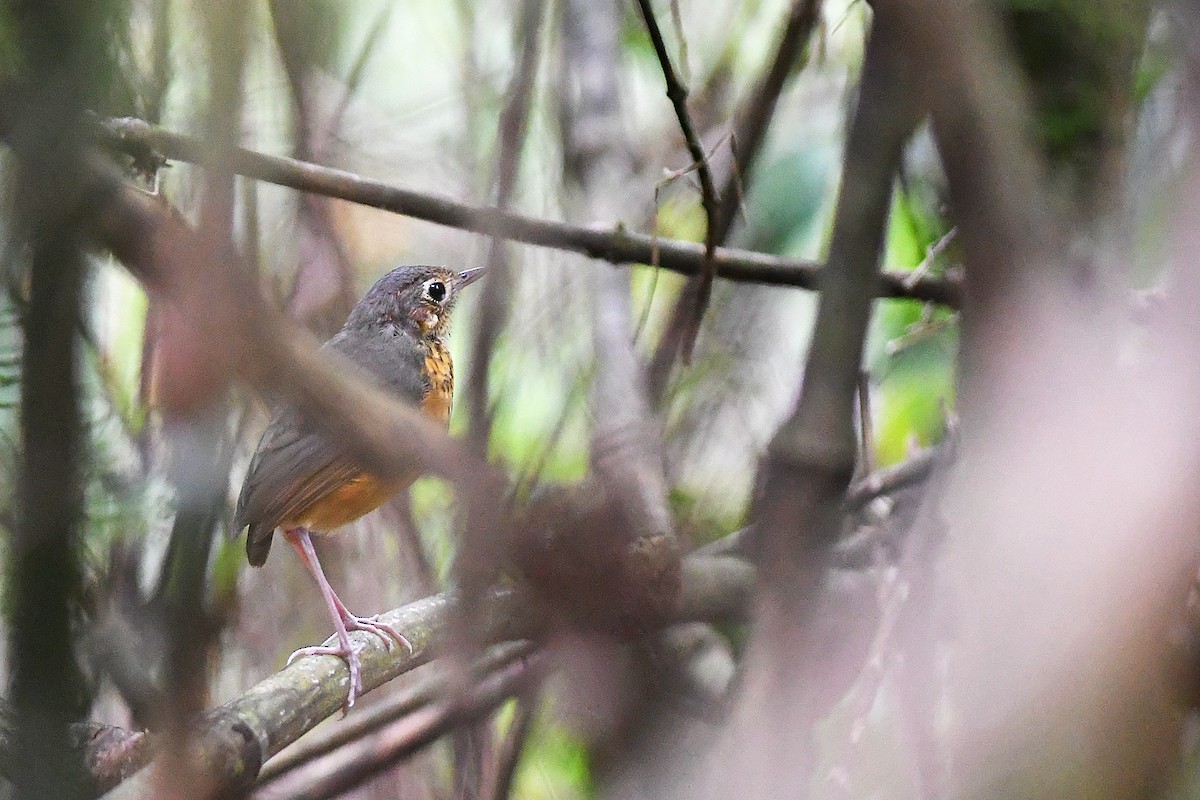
[282,528,410,709]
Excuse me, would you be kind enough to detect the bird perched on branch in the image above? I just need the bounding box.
[234,264,484,708]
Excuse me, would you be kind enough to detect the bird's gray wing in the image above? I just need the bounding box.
[233,331,428,564]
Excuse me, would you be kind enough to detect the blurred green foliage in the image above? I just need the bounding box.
[737,148,832,254]
[870,190,957,466]
[510,700,593,800]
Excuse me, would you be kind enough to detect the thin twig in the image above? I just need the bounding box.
[511,365,590,502]
[646,0,822,405]
[269,0,359,322]
[694,445,941,564]
[855,371,874,477]
[635,0,720,362]
[95,117,962,306]
[903,224,957,289]
[327,4,394,137]
[884,309,956,356]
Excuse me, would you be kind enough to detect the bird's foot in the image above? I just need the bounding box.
[343,613,413,655]
[286,616,412,712]
[288,639,366,711]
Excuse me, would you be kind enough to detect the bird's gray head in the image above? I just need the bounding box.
[345,265,484,338]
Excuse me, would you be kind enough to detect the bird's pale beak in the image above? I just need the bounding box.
[457,267,486,288]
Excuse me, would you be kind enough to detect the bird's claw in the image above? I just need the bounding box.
[286,617,412,712]
[288,639,367,710]
[346,614,413,655]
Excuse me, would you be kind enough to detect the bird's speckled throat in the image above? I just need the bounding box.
[421,336,454,425]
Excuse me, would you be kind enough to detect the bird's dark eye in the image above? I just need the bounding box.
[427,281,446,302]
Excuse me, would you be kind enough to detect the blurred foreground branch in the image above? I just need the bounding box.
[98,117,961,306]
[887,2,1197,798]
[458,1,544,790]
[715,10,923,795]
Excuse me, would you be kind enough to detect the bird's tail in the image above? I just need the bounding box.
[246,523,274,567]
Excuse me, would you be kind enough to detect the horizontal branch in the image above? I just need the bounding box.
[99,117,961,307]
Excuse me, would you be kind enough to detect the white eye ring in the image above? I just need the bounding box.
[424,278,449,303]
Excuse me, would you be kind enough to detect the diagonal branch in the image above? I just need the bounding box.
[256,641,536,786]
[96,554,752,799]
[255,654,540,800]
[647,0,822,404]
[566,0,681,628]
[758,11,924,582]
[458,7,545,790]
[98,589,534,800]
[631,2,718,235]
[96,117,961,306]
[635,0,720,365]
